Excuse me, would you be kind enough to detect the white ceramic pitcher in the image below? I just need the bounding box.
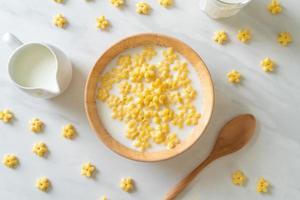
[2,33,72,99]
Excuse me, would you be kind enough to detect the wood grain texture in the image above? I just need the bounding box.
[84,33,214,162]
[164,114,256,199]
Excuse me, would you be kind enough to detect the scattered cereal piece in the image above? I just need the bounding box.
[120,177,134,192]
[159,0,173,8]
[227,70,241,84]
[267,0,282,15]
[53,14,68,28]
[110,0,124,8]
[213,31,228,44]
[62,124,76,139]
[96,16,110,30]
[100,195,108,200]
[2,154,19,168]
[136,2,151,15]
[256,177,270,193]
[0,109,14,123]
[36,177,51,192]
[32,142,49,157]
[277,32,292,46]
[81,162,96,178]
[232,170,247,186]
[29,118,44,133]
[261,57,275,72]
[54,0,64,3]
[237,29,251,43]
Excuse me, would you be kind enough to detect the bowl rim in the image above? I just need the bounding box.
[85,33,214,162]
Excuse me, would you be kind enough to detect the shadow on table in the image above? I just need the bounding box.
[47,63,87,121]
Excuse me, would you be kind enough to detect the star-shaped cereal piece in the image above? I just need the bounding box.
[136,2,151,15]
[261,57,275,72]
[232,170,247,186]
[62,124,77,139]
[159,0,173,8]
[0,109,14,123]
[227,70,241,84]
[32,142,49,157]
[213,31,228,45]
[267,0,282,15]
[81,162,96,178]
[54,0,64,3]
[2,154,19,168]
[277,32,292,46]
[36,177,51,192]
[29,118,44,133]
[53,14,68,28]
[237,29,251,43]
[110,0,124,8]
[96,16,110,30]
[257,177,270,193]
[120,177,134,192]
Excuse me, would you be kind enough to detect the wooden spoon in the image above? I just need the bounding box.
[164,114,256,200]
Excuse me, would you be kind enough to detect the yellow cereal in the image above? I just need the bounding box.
[237,29,251,43]
[81,162,96,178]
[159,0,173,8]
[120,177,134,192]
[0,109,14,123]
[163,48,178,64]
[110,0,124,8]
[36,177,51,192]
[227,70,241,84]
[213,31,228,44]
[62,124,76,139]
[261,57,275,72]
[118,55,132,67]
[142,46,157,60]
[166,133,180,149]
[277,32,292,46]
[232,170,247,186]
[32,142,49,157]
[136,2,151,15]
[30,118,44,133]
[2,154,19,168]
[96,16,110,30]
[101,195,108,200]
[53,14,68,28]
[54,0,64,3]
[133,136,151,151]
[256,177,270,193]
[96,46,200,151]
[267,0,282,15]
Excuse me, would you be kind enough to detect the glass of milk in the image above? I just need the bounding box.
[200,0,252,19]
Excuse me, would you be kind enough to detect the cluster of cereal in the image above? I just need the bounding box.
[97,47,201,151]
[231,170,270,194]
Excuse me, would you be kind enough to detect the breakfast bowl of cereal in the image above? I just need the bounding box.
[85,34,214,162]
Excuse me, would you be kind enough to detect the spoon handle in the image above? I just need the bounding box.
[164,156,214,200]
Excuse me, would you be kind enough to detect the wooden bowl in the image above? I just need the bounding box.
[85,33,214,162]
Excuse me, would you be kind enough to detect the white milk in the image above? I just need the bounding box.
[9,44,57,90]
[200,0,252,19]
[97,47,203,152]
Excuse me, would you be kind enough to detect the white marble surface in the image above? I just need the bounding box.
[0,0,299,199]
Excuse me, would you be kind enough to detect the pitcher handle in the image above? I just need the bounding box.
[2,33,23,51]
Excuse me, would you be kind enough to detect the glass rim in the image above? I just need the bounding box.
[216,0,252,6]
